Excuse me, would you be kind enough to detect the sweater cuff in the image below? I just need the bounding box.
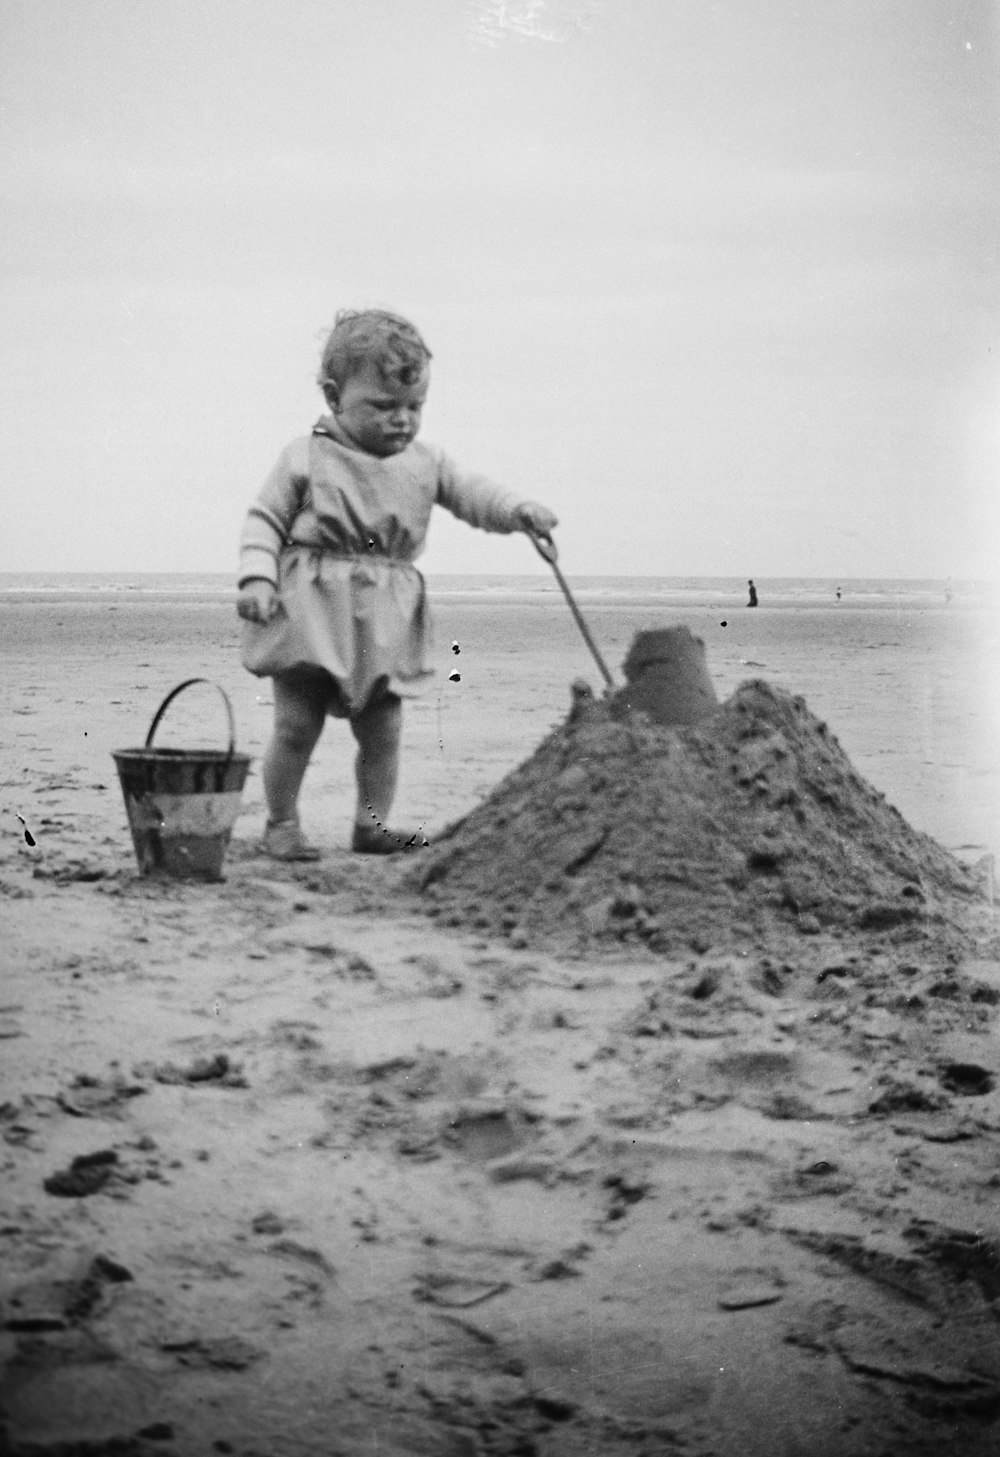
[238,547,279,588]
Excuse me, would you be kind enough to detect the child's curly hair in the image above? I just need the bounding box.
[318,309,432,398]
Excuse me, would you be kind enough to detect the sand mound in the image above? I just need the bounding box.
[411,680,982,954]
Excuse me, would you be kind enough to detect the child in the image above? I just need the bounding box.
[236,308,558,859]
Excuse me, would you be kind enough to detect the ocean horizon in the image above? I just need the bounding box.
[1,571,996,611]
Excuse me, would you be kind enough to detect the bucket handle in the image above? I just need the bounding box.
[145,678,238,762]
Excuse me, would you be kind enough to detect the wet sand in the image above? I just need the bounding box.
[1,588,999,1455]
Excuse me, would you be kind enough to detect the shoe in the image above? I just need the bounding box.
[351,822,428,855]
[261,820,321,862]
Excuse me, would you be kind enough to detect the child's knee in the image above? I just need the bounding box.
[352,694,401,753]
[276,718,321,755]
[273,692,325,753]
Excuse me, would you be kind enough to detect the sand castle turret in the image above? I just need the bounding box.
[612,626,718,726]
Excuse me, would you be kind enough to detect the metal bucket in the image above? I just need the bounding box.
[113,679,251,881]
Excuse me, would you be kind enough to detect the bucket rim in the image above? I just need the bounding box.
[113,748,251,766]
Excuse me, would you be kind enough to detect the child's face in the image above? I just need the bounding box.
[330,363,429,457]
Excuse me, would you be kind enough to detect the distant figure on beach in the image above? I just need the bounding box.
[836,586,842,602]
[747,579,758,607]
[236,309,557,860]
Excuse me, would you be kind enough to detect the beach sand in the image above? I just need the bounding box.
[2,588,1000,1455]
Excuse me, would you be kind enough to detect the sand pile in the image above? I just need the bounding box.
[411,677,983,954]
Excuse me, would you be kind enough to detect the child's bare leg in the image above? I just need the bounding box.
[350,693,402,829]
[262,676,326,826]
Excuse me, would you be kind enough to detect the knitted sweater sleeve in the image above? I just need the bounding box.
[238,441,309,587]
[434,449,523,534]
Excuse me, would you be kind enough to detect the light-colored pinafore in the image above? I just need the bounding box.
[238,417,524,717]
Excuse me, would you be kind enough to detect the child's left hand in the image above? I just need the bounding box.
[514,501,559,539]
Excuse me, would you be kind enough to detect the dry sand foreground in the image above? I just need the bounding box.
[2,592,1000,1456]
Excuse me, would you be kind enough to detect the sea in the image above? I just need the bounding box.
[0,572,996,610]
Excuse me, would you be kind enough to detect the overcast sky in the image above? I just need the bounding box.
[2,0,998,577]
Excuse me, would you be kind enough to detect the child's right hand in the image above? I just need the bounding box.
[237,579,280,624]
